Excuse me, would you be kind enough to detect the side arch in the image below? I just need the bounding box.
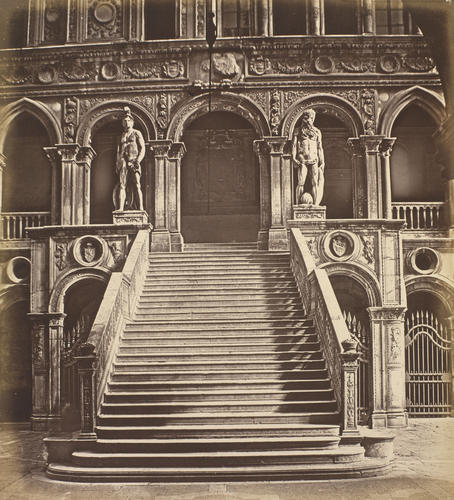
[319,261,383,307]
[76,100,157,146]
[167,92,271,141]
[0,98,62,152]
[49,268,110,314]
[0,285,29,315]
[378,86,445,137]
[405,275,454,317]
[281,94,364,138]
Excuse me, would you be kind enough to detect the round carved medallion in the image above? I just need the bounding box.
[6,256,31,284]
[73,236,106,267]
[379,55,401,74]
[408,247,440,275]
[322,231,359,262]
[314,56,335,74]
[37,65,58,84]
[94,2,116,23]
[101,62,120,80]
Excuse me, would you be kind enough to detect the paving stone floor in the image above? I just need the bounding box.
[0,418,454,500]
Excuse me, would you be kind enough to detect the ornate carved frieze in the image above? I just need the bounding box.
[245,91,267,115]
[360,89,376,135]
[270,91,281,136]
[63,97,79,143]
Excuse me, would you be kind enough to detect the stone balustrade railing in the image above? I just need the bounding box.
[289,228,360,435]
[391,202,444,230]
[0,211,51,239]
[74,229,150,437]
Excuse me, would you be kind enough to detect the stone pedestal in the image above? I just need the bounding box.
[113,210,148,225]
[293,204,326,220]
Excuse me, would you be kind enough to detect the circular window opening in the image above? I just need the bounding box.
[6,257,31,283]
[410,247,439,275]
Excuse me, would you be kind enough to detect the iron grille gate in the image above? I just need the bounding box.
[405,309,452,416]
[342,310,370,422]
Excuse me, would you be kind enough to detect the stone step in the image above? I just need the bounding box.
[95,422,340,440]
[144,271,294,280]
[133,311,307,321]
[72,446,364,468]
[108,377,331,390]
[116,343,322,355]
[148,262,291,270]
[136,296,302,307]
[104,388,334,403]
[141,282,298,291]
[115,350,323,363]
[140,285,299,296]
[135,302,302,313]
[47,457,391,482]
[122,325,314,336]
[93,435,340,453]
[96,411,340,426]
[119,334,319,346]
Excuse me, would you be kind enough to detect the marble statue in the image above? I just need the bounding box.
[113,107,145,211]
[292,108,325,206]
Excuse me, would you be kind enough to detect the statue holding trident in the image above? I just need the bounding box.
[292,108,325,206]
[113,107,145,211]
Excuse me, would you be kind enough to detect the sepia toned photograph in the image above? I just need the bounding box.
[0,0,453,498]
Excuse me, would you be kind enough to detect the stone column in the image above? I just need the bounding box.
[348,136,385,219]
[257,0,271,36]
[0,153,5,213]
[168,142,186,252]
[76,146,96,225]
[368,306,408,428]
[347,138,367,218]
[362,0,375,34]
[44,144,84,225]
[380,138,396,220]
[262,137,288,251]
[149,140,172,251]
[28,312,66,431]
[74,343,97,439]
[281,140,294,223]
[340,338,361,436]
[253,140,272,250]
[308,0,322,35]
[43,147,60,225]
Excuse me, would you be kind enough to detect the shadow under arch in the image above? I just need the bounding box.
[49,268,110,314]
[281,94,364,138]
[319,261,383,308]
[0,98,61,153]
[167,92,271,141]
[378,86,445,137]
[76,100,157,146]
[405,274,454,317]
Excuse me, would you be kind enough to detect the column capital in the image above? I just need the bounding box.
[54,143,80,161]
[367,306,407,322]
[260,136,287,155]
[168,142,186,160]
[76,146,96,165]
[360,135,386,153]
[379,137,396,157]
[148,140,172,158]
[43,146,60,166]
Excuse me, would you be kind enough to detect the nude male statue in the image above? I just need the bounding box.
[113,107,145,211]
[292,108,325,206]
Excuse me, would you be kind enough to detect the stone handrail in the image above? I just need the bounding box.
[75,228,149,436]
[1,211,51,239]
[289,228,359,434]
[391,201,444,230]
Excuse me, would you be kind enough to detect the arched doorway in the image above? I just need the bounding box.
[405,291,452,417]
[292,113,353,218]
[329,274,371,423]
[181,111,260,243]
[0,300,32,421]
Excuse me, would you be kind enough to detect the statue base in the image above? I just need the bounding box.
[113,210,148,225]
[293,204,326,221]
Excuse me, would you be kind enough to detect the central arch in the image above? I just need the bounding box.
[181,111,260,243]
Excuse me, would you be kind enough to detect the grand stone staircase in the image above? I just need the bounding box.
[47,243,390,481]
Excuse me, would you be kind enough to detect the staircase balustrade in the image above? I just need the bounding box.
[391,202,444,230]
[289,228,360,434]
[0,211,51,239]
[75,229,150,437]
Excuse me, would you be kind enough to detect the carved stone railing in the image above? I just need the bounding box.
[289,228,359,434]
[75,229,149,437]
[0,211,51,239]
[392,202,444,230]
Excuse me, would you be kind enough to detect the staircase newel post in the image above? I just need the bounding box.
[75,342,97,439]
[340,337,361,436]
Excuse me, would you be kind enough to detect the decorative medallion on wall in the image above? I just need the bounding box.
[322,230,359,262]
[73,236,107,267]
[101,62,120,80]
[37,65,58,84]
[6,256,31,284]
[87,0,122,40]
[378,54,402,74]
[408,247,440,275]
[314,56,335,74]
